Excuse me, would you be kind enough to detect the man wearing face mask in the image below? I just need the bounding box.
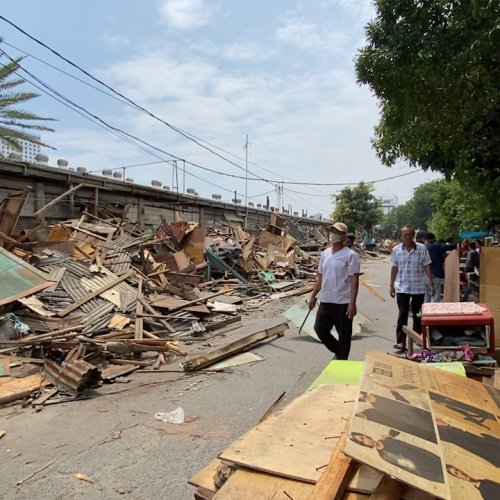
[308,222,361,360]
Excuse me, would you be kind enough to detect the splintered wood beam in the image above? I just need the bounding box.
[181,318,288,371]
[306,423,353,500]
[33,184,85,218]
[134,279,143,340]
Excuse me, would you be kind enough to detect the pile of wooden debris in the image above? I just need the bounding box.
[0,192,319,407]
[190,351,500,500]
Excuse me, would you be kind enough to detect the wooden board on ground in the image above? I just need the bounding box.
[219,384,357,483]
[213,468,314,500]
[344,351,500,500]
[182,317,288,371]
[0,373,48,405]
[480,246,500,348]
[306,425,353,499]
[188,459,223,492]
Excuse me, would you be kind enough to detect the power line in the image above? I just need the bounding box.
[0,16,286,187]
[0,19,373,199]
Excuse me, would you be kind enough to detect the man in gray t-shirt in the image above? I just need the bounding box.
[308,222,361,360]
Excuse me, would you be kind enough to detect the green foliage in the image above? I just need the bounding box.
[331,182,383,232]
[381,179,500,239]
[0,39,54,151]
[380,180,443,237]
[429,180,500,238]
[356,1,500,198]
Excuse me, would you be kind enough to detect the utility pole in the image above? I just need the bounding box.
[244,135,249,229]
[182,160,186,194]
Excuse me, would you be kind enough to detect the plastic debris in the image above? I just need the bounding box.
[155,407,185,424]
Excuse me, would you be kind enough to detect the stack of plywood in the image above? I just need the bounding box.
[190,352,500,500]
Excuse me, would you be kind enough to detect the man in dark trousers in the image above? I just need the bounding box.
[423,232,456,302]
[390,225,433,352]
[308,222,360,360]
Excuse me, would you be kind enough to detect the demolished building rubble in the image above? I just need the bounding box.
[0,191,325,408]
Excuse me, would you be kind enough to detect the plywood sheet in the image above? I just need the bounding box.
[219,385,357,483]
[188,458,222,491]
[213,468,313,500]
[344,351,500,500]
[182,227,206,265]
[0,373,47,403]
[480,247,500,347]
[443,249,459,302]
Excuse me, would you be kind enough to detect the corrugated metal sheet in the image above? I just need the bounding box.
[81,302,116,334]
[44,358,102,395]
[80,273,136,309]
[109,253,132,276]
[60,272,109,314]
[61,259,93,277]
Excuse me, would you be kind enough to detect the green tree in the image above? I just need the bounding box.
[381,178,500,239]
[381,180,443,237]
[429,179,500,238]
[355,1,500,198]
[380,203,411,238]
[0,41,54,151]
[331,182,383,232]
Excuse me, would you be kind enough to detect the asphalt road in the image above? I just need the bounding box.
[0,257,396,500]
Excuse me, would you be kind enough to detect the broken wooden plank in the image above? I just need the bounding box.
[0,373,48,405]
[219,385,357,483]
[135,279,144,340]
[32,388,59,407]
[33,184,84,218]
[19,325,84,344]
[58,269,133,317]
[181,317,289,371]
[0,358,10,377]
[168,289,232,313]
[306,423,353,500]
[213,468,313,500]
[0,186,31,236]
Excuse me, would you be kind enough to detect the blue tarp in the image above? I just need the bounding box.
[459,231,490,238]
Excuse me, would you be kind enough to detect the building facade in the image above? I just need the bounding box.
[0,137,42,163]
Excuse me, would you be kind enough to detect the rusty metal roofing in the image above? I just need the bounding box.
[44,358,102,396]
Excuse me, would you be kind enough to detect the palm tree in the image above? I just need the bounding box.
[0,39,54,152]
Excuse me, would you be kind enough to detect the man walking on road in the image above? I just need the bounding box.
[308,222,361,360]
[390,225,434,352]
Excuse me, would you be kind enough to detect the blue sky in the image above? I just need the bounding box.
[0,0,441,216]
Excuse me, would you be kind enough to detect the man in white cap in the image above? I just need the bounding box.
[308,221,361,359]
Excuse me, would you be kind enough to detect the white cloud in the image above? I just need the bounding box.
[276,20,350,55]
[158,0,215,29]
[101,33,130,49]
[190,40,277,62]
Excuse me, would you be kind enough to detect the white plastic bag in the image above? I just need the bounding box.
[155,407,185,424]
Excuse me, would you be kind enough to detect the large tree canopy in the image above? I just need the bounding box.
[356,1,500,197]
[0,39,54,150]
[381,178,499,239]
[331,182,383,233]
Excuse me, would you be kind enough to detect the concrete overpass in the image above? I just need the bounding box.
[0,159,331,237]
